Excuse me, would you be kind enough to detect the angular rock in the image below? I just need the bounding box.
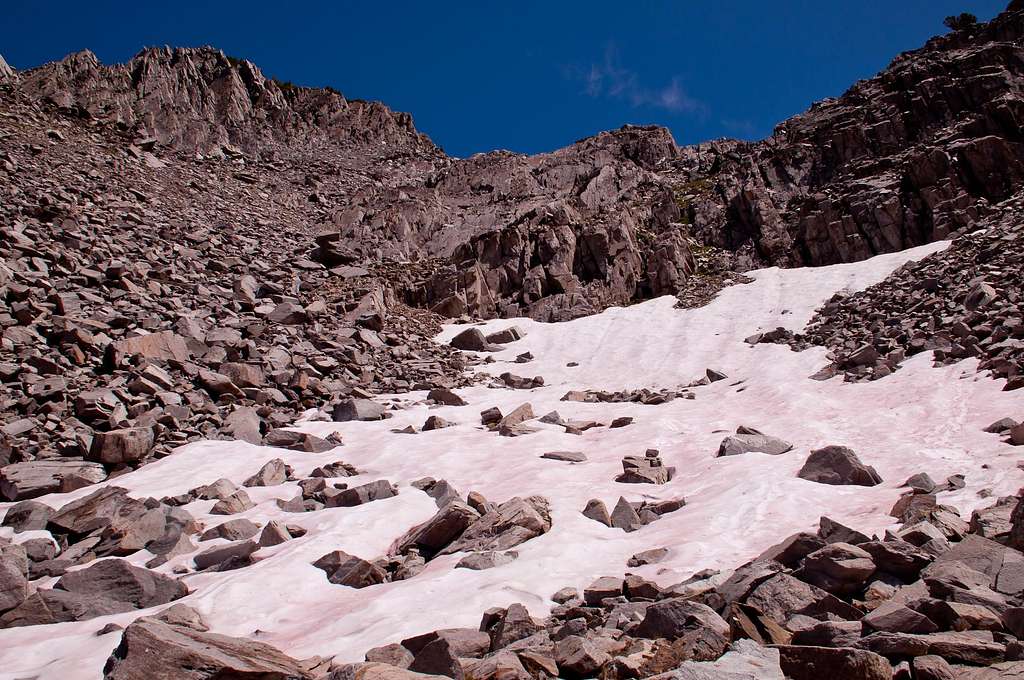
[797,446,882,486]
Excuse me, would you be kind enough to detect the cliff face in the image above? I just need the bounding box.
[6,3,1024,322]
[674,7,1024,270]
[17,46,434,156]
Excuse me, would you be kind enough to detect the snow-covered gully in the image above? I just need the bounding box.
[2,241,1022,679]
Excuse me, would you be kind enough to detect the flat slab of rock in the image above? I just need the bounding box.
[0,460,107,501]
[455,551,518,571]
[717,430,793,457]
[104,615,312,679]
[485,326,526,344]
[540,451,587,463]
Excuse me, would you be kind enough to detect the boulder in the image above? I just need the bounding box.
[324,480,397,507]
[314,550,388,588]
[0,459,107,501]
[263,429,339,453]
[103,615,312,679]
[89,427,154,464]
[1,500,54,531]
[243,458,289,487]
[775,645,892,680]
[439,496,551,555]
[485,326,526,344]
[634,598,730,640]
[797,446,882,486]
[795,542,877,595]
[333,398,387,422]
[717,431,793,457]
[450,328,498,352]
[200,519,260,542]
[193,540,259,570]
[390,501,480,558]
[427,388,467,406]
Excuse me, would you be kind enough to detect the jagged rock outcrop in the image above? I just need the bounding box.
[19,46,433,156]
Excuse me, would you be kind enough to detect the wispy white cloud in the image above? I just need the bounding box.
[568,45,705,115]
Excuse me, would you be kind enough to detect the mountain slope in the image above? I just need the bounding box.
[8,4,1024,323]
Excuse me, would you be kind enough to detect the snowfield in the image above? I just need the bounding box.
[3,241,1022,680]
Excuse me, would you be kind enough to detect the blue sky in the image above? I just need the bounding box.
[3,1,1006,157]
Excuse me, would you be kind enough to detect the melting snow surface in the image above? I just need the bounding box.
[3,241,1023,679]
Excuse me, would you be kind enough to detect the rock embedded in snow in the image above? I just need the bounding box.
[496,403,535,433]
[540,451,587,463]
[210,489,255,515]
[437,496,551,556]
[194,539,259,571]
[485,326,526,344]
[479,406,502,425]
[56,559,187,611]
[263,428,339,452]
[499,372,544,389]
[717,428,794,457]
[324,480,398,507]
[609,416,633,428]
[582,499,612,526]
[422,415,452,431]
[426,388,467,406]
[449,327,498,352]
[311,461,360,478]
[200,518,260,542]
[706,368,728,382]
[983,417,1018,434]
[314,550,388,588]
[333,398,388,422]
[616,450,674,484]
[455,550,518,570]
[390,500,481,558]
[258,521,293,547]
[903,472,938,494]
[1,499,54,532]
[627,547,670,567]
[243,458,291,487]
[192,477,238,500]
[797,446,883,486]
[610,496,643,532]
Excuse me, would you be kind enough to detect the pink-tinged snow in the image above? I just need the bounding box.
[3,241,1023,680]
